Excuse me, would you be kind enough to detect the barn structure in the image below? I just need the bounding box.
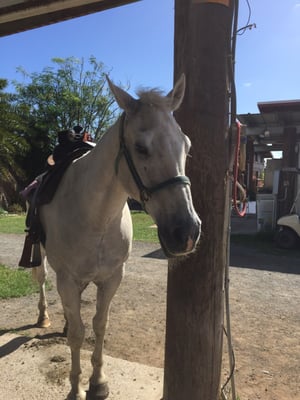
[239,100,300,231]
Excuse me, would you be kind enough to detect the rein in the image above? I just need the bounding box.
[115,112,191,210]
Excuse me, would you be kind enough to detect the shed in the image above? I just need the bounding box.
[239,100,300,224]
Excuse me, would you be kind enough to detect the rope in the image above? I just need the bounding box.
[233,120,247,217]
[222,1,255,399]
[221,0,240,399]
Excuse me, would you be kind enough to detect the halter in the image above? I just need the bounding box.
[115,112,191,211]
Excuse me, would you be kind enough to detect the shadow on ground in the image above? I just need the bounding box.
[0,335,31,358]
[229,241,300,274]
[143,216,300,275]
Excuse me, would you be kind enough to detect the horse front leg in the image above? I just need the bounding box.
[57,273,86,400]
[87,265,124,400]
[31,253,50,328]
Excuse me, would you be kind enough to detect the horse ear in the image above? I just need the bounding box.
[106,75,138,114]
[167,73,186,111]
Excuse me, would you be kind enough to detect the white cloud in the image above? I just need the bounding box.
[243,82,253,88]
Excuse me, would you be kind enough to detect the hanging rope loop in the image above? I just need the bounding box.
[233,120,247,217]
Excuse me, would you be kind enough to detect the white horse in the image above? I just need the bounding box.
[37,74,201,400]
[31,252,50,328]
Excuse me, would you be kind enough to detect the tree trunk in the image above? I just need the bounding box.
[163,2,233,399]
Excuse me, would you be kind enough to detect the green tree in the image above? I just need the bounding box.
[14,56,117,144]
[8,56,119,183]
[0,56,118,207]
[0,79,29,207]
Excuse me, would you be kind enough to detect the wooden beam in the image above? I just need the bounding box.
[163,2,233,399]
[0,0,139,36]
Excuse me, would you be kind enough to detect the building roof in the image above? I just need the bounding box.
[238,100,300,154]
[0,0,139,37]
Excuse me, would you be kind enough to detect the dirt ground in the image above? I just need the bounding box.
[0,232,299,400]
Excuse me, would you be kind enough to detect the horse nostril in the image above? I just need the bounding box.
[172,226,188,244]
[158,217,201,257]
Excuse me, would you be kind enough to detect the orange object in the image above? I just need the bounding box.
[83,132,93,142]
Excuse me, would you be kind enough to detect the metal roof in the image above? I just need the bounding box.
[238,100,300,154]
[0,0,139,37]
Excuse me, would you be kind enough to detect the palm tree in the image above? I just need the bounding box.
[0,79,28,208]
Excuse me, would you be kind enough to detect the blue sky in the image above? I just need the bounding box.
[1,0,300,114]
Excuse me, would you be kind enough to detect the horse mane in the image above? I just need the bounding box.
[136,88,171,110]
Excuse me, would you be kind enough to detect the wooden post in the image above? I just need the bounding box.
[277,126,298,217]
[163,2,233,399]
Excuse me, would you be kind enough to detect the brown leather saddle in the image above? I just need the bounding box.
[19,145,92,268]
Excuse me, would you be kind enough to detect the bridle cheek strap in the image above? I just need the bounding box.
[115,113,191,211]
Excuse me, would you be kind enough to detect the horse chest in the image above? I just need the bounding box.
[48,233,130,283]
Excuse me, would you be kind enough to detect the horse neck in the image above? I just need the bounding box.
[73,118,128,220]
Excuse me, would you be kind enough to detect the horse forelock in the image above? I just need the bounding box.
[136,88,171,110]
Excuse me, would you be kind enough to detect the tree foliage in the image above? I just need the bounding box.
[0,79,28,181]
[14,56,117,144]
[0,56,118,206]
[0,79,30,207]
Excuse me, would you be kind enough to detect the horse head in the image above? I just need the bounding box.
[108,74,201,257]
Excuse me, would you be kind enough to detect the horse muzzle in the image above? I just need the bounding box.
[157,215,201,258]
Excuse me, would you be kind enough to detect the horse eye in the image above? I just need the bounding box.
[135,143,149,156]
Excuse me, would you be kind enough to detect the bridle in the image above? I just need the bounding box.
[115,112,191,210]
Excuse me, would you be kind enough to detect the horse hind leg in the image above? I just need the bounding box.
[31,252,51,328]
[87,265,124,400]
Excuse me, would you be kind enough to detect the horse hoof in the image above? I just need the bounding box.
[66,389,86,400]
[36,317,51,328]
[63,322,68,336]
[87,382,109,399]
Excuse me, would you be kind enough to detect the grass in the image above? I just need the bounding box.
[0,264,41,299]
[3,212,300,253]
[131,211,159,243]
[0,214,26,234]
[0,211,158,299]
[0,212,159,242]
